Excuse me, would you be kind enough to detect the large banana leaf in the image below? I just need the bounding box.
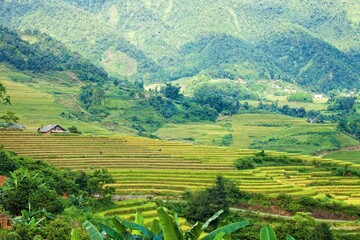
[135,212,145,226]
[260,226,278,240]
[71,229,81,240]
[150,219,161,235]
[185,222,202,240]
[201,210,224,231]
[99,222,122,240]
[202,221,250,240]
[113,217,128,234]
[83,220,103,240]
[286,234,296,240]
[185,209,224,240]
[157,207,183,240]
[123,220,154,239]
[133,212,145,236]
[213,232,225,240]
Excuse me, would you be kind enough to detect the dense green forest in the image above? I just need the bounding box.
[0,26,108,82]
[0,0,358,92]
[259,31,360,92]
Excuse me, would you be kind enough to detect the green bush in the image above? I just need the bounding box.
[287,92,313,103]
[233,157,255,170]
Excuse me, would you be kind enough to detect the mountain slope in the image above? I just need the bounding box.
[0,0,358,91]
[0,26,108,82]
[259,31,360,91]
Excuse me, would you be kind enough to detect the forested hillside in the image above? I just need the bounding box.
[0,0,358,91]
[0,26,108,82]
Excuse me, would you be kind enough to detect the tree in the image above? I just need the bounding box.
[184,176,245,223]
[161,83,183,100]
[292,212,316,240]
[0,82,11,105]
[311,223,333,240]
[0,168,65,215]
[68,126,82,134]
[79,85,105,108]
[193,82,248,114]
[73,169,115,199]
[328,96,356,112]
[44,217,73,240]
[0,83,19,127]
[0,111,19,125]
[0,150,18,175]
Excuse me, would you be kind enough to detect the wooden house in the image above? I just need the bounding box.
[0,176,6,186]
[38,124,67,134]
[0,214,11,230]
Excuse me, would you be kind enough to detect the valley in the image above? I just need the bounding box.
[0,0,359,239]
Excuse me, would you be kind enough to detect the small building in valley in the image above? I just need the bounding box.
[38,124,67,134]
[0,214,11,230]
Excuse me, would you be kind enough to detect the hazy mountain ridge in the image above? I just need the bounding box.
[0,0,358,91]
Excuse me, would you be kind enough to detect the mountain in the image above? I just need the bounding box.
[0,0,358,91]
[0,26,108,82]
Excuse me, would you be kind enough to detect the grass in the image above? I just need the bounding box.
[155,113,359,155]
[323,151,360,164]
[0,65,130,135]
[265,95,328,111]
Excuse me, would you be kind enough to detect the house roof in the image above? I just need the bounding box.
[39,124,66,133]
[0,175,6,186]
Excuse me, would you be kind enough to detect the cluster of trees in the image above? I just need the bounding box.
[0,26,108,82]
[192,81,257,115]
[327,96,359,139]
[328,96,357,112]
[259,31,360,92]
[233,150,329,170]
[338,115,360,139]
[0,149,115,239]
[257,102,317,119]
[287,92,313,103]
[79,81,253,133]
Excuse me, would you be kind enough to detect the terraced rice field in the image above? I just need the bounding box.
[96,199,188,229]
[1,131,360,206]
[155,114,359,154]
[324,150,360,164]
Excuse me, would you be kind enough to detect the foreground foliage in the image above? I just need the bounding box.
[80,208,250,240]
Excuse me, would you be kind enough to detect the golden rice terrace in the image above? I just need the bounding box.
[1,131,359,205]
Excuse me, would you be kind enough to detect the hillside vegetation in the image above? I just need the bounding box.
[0,0,358,91]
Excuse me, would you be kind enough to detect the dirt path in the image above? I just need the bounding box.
[230,207,357,223]
[318,144,360,158]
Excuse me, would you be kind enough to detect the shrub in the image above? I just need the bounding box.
[287,92,313,103]
[233,157,255,170]
[68,126,81,134]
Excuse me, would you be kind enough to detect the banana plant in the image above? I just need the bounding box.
[13,203,46,230]
[157,207,250,240]
[70,229,81,240]
[81,207,249,240]
[260,226,295,240]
